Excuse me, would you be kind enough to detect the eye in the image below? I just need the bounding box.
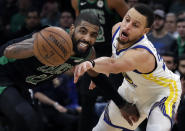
[125,17,130,22]
[79,29,87,34]
[133,23,139,28]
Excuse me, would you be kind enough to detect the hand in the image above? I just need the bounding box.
[53,103,67,113]
[119,102,140,126]
[89,81,96,90]
[74,61,93,83]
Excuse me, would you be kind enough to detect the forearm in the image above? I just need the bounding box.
[90,73,127,108]
[4,35,35,59]
[92,57,119,74]
[34,92,56,106]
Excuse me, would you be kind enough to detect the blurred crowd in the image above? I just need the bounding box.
[0,0,185,131]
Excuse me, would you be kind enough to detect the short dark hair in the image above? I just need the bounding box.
[26,7,40,17]
[74,12,100,27]
[134,4,154,28]
[161,51,175,57]
[177,18,185,24]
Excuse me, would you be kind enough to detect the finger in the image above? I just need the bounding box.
[89,81,96,90]
[130,116,138,123]
[125,116,133,126]
[122,114,133,126]
[74,65,82,83]
[74,67,79,83]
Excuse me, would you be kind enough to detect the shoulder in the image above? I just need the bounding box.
[112,22,121,37]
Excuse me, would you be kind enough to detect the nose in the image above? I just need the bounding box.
[82,34,91,43]
[125,22,132,30]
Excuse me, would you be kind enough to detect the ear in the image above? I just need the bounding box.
[144,28,150,34]
[69,24,75,36]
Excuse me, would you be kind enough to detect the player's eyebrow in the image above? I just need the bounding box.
[128,14,141,25]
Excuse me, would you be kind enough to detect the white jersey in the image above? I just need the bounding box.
[104,27,182,130]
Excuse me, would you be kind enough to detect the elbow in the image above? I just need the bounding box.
[3,47,12,58]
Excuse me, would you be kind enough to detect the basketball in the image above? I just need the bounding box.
[33,26,73,66]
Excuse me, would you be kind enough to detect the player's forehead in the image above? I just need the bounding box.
[76,20,99,32]
[125,8,147,26]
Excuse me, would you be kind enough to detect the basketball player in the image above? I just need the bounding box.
[0,12,102,131]
[74,4,182,131]
[71,1,128,130]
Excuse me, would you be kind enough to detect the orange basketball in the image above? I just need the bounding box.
[33,26,73,66]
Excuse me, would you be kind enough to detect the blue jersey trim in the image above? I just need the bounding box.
[111,26,120,44]
[148,97,174,129]
[115,36,144,56]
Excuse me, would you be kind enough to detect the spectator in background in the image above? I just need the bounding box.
[147,9,177,55]
[169,0,185,14]
[172,74,185,131]
[40,0,60,26]
[34,73,80,131]
[8,8,42,40]
[10,0,31,32]
[176,18,185,56]
[0,0,18,32]
[177,11,185,19]
[161,51,177,72]
[59,10,74,33]
[165,13,179,38]
[177,54,185,75]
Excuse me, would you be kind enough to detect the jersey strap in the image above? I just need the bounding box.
[111,26,120,44]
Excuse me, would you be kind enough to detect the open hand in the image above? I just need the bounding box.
[120,102,140,126]
[74,61,93,83]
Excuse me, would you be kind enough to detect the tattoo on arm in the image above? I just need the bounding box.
[4,38,34,59]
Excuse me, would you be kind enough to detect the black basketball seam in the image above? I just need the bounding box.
[44,29,72,50]
[39,32,66,61]
[36,33,54,66]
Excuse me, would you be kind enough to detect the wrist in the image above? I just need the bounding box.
[89,60,95,67]
[53,102,59,108]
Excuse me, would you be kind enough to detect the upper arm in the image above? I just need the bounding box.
[113,48,155,73]
[112,22,121,37]
[108,0,128,18]
[71,0,79,16]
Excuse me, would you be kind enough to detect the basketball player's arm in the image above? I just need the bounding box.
[91,49,155,74]
[74,48,155,81]
[108,0,128,18]
[34,92,67,113]
[4,33,36,59]
[71,0,79,16]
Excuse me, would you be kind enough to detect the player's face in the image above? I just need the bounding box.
[118,8,149,45]
[70,21,99,53]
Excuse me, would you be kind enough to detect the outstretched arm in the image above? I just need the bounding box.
[3,33,36,59]
[74,48,155,82]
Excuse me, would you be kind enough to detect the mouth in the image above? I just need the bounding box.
[77,41,90,53]
[119,30,129,41]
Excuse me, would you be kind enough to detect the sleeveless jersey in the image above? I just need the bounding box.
[111,27,182,120]
[0,31,93,94]
[78,0,118,57]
